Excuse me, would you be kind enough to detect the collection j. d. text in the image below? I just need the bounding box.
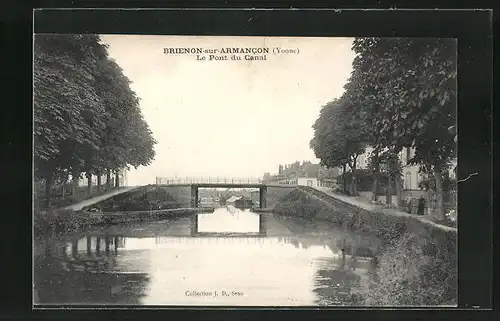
[163,47,300,62]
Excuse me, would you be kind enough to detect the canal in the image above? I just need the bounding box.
[33,206,382,306]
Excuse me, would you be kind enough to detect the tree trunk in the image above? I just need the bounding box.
[427,189,433,216]
[106,169,111,189]
[97,174,102,192]
[433,166,445,220]
[372,174,379,202]
[60,172,68,198]
[371,151,380,202]
[72,172,79,197]
[351,157,358,196]
[61,179,66,198]
[395,174,403,209]
[386,174,392,205]
[342,164,347,192]
[352,174,357,196]
[86,172,92,195]
[44,173,53,209]
[115,170,120,187]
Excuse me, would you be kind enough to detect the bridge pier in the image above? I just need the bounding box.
[190,214,198,236]
[259,214,267,236]
[71,239,78,258]
[191,185,199,208]
[259,186,267,208]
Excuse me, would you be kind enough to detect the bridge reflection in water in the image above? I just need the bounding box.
[34,206,381,306]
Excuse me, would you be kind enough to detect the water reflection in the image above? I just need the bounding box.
[34,236,149,305]
[34,208,381,306]
[197,206,261,235]
[312,247,375,306]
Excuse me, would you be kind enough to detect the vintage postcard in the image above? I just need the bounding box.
[33,33,458,307]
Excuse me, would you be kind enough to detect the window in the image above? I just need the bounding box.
[405,172,412,190]
[406,147,411,165]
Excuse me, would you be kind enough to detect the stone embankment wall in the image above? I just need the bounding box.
[273,186,457,306]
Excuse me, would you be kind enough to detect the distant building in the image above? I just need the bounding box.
[356,146,373,169]
[269,161,340,188]
[226,196,242,203]
[226,195,253,208]
[250,190,260,205]
[274,176,322,188]
[298,177,321,188]
[399,147,456,191]
[399,147,421,191]
[354,146,457,192]
[234,196,253,209]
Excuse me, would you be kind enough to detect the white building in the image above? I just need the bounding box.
[275,176,321,188]
[297,177,321,188]
[399,147,421,191]
[356,146,373,170]
[399,147,456,191]
[351,146,456,192]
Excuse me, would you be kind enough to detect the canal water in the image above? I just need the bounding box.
[33,206,382,306]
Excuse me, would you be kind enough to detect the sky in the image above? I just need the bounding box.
[100,35,356,186]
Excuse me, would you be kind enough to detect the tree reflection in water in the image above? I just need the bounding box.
[284,234,377,306]
[312,251,369,306]
[34,235,150,305]
[33,212,385,306]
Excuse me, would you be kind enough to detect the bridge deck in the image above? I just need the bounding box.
[158,183,296,188]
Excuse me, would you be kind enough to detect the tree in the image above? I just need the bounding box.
[367,149,382,202]
[379,150,403,207]
[34,34,157,207]
[34,35,108,207]
[343,38,457,219]
[94,57,156,187]
[262,172,272,183]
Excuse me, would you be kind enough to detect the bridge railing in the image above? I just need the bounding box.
[156,177,263,185]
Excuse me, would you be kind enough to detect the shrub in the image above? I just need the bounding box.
[359,230,457,306]
[34,209,74,238]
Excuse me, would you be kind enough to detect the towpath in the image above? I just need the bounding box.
[308,186,456,232]
[63,186,137,211]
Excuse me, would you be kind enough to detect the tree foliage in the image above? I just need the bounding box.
[310,37,457,218]
[34,35,106,179]
[310,99,366,171]
[34,34,156,207]
[345,38,457,166]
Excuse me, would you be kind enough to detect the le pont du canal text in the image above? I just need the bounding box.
[163,47,299,61]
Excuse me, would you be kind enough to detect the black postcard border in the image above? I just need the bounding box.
[6,7,495,321]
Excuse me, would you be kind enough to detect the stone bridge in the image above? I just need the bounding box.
[155,183,297,209]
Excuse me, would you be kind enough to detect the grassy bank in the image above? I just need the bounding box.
[273,188,457,306]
